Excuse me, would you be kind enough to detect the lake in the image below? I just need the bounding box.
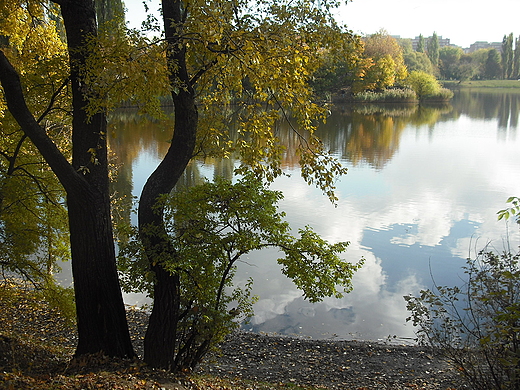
[108,89,520,342]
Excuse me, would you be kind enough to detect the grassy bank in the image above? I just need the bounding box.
[442,79,520,89]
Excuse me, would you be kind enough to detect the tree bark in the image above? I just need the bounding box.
[0,0,135,358]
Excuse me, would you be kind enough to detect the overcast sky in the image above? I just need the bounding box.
[124,0,518,49]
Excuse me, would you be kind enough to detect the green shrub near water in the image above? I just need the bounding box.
[421,87,454,101]
[352,85,452,103]
[404,71,454,101]
[353,88,417,102]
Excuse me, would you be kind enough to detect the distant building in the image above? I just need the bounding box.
[411,35,452,51]
[377,33,502,54]
[467,41,503,53]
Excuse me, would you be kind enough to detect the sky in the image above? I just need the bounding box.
[335,0,518,48]
[124,0,518,49]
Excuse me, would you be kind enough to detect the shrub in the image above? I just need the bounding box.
[405,71,442,99]
[353,88,417,102]
[119,174,362,371]
[422,87,454,102]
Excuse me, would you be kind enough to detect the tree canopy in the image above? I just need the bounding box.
[1,0,364,372]
[399,39,433,75]
[353,30,407,92]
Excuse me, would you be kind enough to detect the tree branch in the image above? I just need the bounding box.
[189,57,218,87]
[0,50,85,195]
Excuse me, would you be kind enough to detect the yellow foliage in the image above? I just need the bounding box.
[154,0,357,199]
[0,0,69,124]
[82,22,171,118]
[355,30,408,92]
[2,0,359,202]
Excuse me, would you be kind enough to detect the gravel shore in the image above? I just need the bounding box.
[196,331,467,389]
[128,309,467,389]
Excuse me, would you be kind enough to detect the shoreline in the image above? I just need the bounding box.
[196,330,466,389]
[1,288,465,389]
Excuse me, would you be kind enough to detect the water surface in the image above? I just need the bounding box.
[110,90,520,342]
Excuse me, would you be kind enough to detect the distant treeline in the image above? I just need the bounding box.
[310,31,519,101]
[397,32,520,81]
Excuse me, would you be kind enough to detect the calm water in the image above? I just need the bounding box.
[108,89,520,342]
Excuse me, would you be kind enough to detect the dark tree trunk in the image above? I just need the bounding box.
[0,0,135,358]
[68,189,134,357]
[142,263,181,370]
[139,0,199,370]
[139,88,198,369]
[58,0,135,359]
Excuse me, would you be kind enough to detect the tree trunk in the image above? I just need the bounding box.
[58,0,135,358]
[139,88,198,369]
[142,264,181,370]
[68,188,134,357]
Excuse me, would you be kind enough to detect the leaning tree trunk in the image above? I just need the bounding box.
[137,0,199,370]
[139,88,198,370]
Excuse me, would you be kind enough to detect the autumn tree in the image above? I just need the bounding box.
[0,0,135,357]
[1,0,361,372]
[0,1,70,311]
[127,0,361,371]
[354,30,407,92]
[0,124,73,316]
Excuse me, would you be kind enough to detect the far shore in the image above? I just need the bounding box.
[442,79,520,89]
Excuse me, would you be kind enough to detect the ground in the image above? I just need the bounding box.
[0,286,466,390]
[198,332,466,389]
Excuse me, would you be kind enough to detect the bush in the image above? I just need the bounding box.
[405,227,520,388]
[353,88,417,103]
[422,87,454,102]
[405,71,443,99]
[119,174,362,371]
